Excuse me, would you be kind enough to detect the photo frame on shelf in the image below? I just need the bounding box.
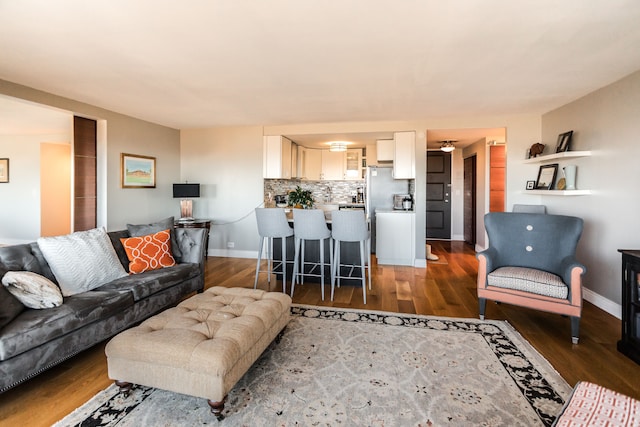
[0,158,8,183]
[121,153,156,188]
[526,180,536,190]
[535,163,559,190]
[555,130,573,153]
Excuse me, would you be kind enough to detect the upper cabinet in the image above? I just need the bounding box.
[295,148,364,181]
[344,149,362,180]
[263,135,292,179]
[393,131,415,179]
[321,150,344,180]
[376,139,394,162]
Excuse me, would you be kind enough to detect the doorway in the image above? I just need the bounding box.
[463,155,477,245]
[426,151,451,239]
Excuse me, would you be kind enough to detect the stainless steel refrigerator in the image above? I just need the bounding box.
[365,166,412,253]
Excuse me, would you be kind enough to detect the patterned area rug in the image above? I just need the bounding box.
[54,305,571,426]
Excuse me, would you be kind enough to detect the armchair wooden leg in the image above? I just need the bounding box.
[478,298,486,320]
[571,316,580,344]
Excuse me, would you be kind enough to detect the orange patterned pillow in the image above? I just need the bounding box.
[120,229,176,274]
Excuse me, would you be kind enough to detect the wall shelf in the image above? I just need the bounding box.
[523,150,591,164]
[525,189,591,196]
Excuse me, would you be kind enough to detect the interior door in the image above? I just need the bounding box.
[426,151,451,239]
[463,155,477,245]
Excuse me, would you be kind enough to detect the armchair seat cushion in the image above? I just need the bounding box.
[488,266,568,299]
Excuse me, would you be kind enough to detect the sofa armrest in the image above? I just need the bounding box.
[175,228,207,266]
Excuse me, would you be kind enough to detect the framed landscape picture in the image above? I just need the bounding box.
[121,153,156,188]
[0,158,8,183]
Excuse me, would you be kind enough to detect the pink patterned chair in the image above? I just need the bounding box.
[477,212,586,343]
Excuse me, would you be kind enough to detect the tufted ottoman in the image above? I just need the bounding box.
[105,286,291,420]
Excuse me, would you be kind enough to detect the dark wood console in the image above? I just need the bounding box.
[617,249,640,365]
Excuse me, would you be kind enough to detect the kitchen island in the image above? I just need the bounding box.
[271,209,368,286]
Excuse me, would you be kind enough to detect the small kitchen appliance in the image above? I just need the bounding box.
[393,194,411,210]
[275,194,287,208]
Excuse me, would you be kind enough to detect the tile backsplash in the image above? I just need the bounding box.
[264,179,365,206]
[264,179,415,207]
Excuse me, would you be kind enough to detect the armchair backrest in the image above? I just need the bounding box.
[484,212,583,275]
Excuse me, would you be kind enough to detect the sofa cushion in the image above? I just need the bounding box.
[0,289,133,361]
[0,285,24,330]
[488,266,568,299]
[2,271,63,309]
[37,228,128,297]
[0,243,52,279]
[120,229,176,274]
[127,217,182,261]
[98,263,200,302]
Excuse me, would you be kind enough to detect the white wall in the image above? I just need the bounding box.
[538,69,640,314]
[0,133,68,243]
[180,126,264,257]
[0,79,181,236]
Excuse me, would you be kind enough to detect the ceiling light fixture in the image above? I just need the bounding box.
[329,142,347,152]
[440,140,456,152]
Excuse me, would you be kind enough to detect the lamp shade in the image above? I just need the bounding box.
[173,183,200,198]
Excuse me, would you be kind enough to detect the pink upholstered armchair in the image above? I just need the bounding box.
[477,212,586,343]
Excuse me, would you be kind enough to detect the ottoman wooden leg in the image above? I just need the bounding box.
[208,397,226,421]
[115,380,133,396]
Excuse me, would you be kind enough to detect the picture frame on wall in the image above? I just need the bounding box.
[0,158,8,183]
[121,153,156,188]
[535,163,559,190]
[555,130,573,153]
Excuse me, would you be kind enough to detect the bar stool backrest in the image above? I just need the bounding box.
[331,210,368,242]
[255,208,293,238]
[292,209,330,239]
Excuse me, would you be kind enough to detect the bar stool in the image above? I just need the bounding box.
[254,208,294,293]
[291,209,332,300]
[330,210,371,304]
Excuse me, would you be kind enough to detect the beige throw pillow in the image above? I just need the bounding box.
[2,271,63,309]
[37,228,128,296]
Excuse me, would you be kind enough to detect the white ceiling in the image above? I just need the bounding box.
[1,1,640,148]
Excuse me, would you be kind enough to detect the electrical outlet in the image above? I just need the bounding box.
[227,241,235,248]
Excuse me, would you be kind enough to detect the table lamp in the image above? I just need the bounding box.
[173,183,200,220]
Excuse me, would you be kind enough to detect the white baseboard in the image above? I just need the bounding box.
[414,259,427,268]
[208,248,257,259]
[583,287,621,319]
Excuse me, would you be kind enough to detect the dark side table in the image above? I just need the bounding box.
[175,219,211,257]
[618,249,640,365]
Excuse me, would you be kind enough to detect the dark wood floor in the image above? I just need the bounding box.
[1,241,638,426]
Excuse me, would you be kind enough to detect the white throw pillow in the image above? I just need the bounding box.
[37,228,128,297]
[2,271,63,309]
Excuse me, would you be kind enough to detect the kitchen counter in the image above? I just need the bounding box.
[376,210,415,266]
[375,209,414,214]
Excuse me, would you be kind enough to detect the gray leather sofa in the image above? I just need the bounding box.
[0,227,207,392]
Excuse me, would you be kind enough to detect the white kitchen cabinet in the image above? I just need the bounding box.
[301,147,322,180]
[376,139,394,162]
[393,131,415,179]
[344,149,362,180]
[291,142,298,178]
[376,211,415,266]
[263,135,292,179]
[321,150,345,180]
